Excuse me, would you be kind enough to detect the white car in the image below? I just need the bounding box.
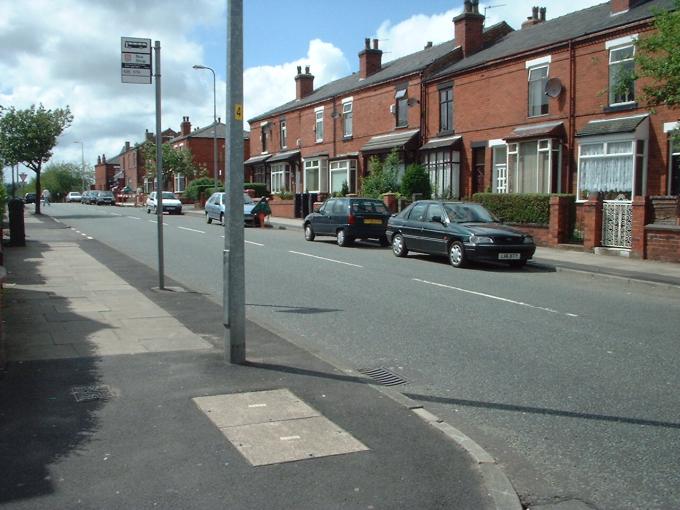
[66,191,82,203]
[146,191,183,215]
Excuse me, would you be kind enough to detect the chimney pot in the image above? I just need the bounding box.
[533,6,539,19]
[365,37,370,49]
[539,7,546,21]
[464,0,472,13]
[372,38,379,49]
[425,41,433,49]
[296,65,301,75]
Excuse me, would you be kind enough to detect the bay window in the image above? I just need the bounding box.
[329,159,357,194]
[577,140,644,201]
[303,158,327,193]
[270,163,290,193]
[506,139,559,193]
[421,150,460,198]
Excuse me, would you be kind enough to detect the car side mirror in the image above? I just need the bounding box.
[313,204,322,213]
[431,215,444,224]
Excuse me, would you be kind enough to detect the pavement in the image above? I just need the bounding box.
[0,213,519,510]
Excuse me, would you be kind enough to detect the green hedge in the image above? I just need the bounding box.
[471,193,561,225]
[243,182,268,197]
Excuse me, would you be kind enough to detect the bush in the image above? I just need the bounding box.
[400,164,431,199]
[0,181,7,213]
[472,193,554,225]
[185,177,220,201]
[361,149,400,198]
[243,182,268,197]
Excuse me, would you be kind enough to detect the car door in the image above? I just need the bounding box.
[205,193,217,219]
[313,199,333,234]
[329,198,349,234]
[420,203,449,255]
[401,202,428,252]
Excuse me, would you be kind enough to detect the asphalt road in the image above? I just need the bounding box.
[43,203,680,510]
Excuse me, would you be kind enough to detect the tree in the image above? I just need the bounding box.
[361,149,400,198]
[400,163,432,199]
[0,104,73,214]
[40,162,83,202]
[635,0,680,139]
[141,142,199,188]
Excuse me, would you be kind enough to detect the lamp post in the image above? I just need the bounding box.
[73,140,86,191]
[192,64,219,192]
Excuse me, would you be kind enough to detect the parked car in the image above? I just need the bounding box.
[66,191,82,203]
[205,192,259,226]
[96,190,115,206]
[303,197,391,247]
[146,191,182,214]
[24,192,36,204]
[82,191,98,204]
[386,201,536,268]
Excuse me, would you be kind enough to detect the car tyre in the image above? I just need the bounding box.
[304,224,315,241]
[337,229,353,247]
[448,241,467,268]
[220,213,224,225]
[392,233,408,257]
[206,212,212,224]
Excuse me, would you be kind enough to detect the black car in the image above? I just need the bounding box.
[82,191,97,204]
[303,197,391,247]
[24,192,36,204]
[96,190,115,205]
[386,201,536,268]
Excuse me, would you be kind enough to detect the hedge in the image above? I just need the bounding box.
[243,182,268,197]
[471,193,558,225]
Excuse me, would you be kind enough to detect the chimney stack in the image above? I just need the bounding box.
[358,37,383,79]
[180,116,191,136]
[295,65,315,100]
[610,0,642,15]
[125,141,130,151]
[453,0,485,57]
[522,6,547,29]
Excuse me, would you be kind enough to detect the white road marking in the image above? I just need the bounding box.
[289,251,363,268]
[245,240,264,246]
[80,233,87,236]
[248,403,267,408]
[86,236,94,240]
[110,212,122,216]
[148,220,169,225]
[178,226,206,234]
[128,216,141,220]
[279,435,301,441]
[412,278,579,317]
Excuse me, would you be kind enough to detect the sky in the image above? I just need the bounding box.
[0,0,605,180]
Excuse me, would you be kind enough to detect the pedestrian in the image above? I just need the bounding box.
[41,188,51,206]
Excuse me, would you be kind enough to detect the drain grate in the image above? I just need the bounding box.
[357,367,407,386]
[71,384,113,403]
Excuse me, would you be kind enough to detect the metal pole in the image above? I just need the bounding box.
[154,40,165,290]
[212,67,218,191]
[225,0,245,364]
[80,143,86,191]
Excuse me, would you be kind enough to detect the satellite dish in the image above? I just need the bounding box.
[545,77,563,98]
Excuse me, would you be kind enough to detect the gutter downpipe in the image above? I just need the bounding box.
[568,38,576,194]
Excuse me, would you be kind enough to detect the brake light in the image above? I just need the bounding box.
[348,214,356,225]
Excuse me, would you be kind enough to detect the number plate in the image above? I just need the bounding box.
[498,253,521,260]
[364,219,382,225]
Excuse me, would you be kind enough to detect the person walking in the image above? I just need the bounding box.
[41,188,51,206]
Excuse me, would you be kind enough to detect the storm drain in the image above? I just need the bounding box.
[357,367,407,386]
[71,384,114,403]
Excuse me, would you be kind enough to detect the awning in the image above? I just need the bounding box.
[420,135,462,151]
[505,121,564,141]
[243,154,270,166]
[361,129,419,154]
[113,170,124,180]
[268,149,301,163]
[576,114,649,137]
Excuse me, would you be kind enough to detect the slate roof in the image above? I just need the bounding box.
[432,0,674,79]
[576,114,649,137]
[505,121,565,140]
[361,129,420,153]
[170,123,250,143]
[420,135,462,150]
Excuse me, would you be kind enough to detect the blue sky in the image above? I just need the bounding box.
[1,0,603,181]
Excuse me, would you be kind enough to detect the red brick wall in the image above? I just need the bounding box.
[645,226,680,263]
[507,224,550,246]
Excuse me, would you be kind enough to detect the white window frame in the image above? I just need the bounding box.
[342,100,353,138]
[527,64,549,118]
[608,43,636,106]
[174,174,186,193]
[576,139,638,201]
[506,139,557,194]
[280,120,287,149]
[395,88,408,127]
[329,159,357,194]
[303,157,328,193]
[270,162,290,193]
[314,106,324,143]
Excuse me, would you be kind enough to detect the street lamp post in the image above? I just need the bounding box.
[192,64,219,192]
[73,141,86,191]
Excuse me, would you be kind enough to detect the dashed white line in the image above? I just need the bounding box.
[289,251,363,268]
[178,226,206,234]
[110,212,122,216]
[280,435,301,441]
[245,240,264,246]
[148,220,169,225]
[412,278,578,317]
[86,236,94,240]
[128,216,141,220]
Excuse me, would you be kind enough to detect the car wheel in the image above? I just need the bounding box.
[448,241,467,268]
[336,229,353,247]
[509,259,527,268]
[220,213,224,224]
[206,212,212,224]
[379,235,389,247]
[392,233,408,257]
[304,223,315,241]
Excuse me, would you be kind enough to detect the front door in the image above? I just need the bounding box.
[472,147,486,194]
[671,153,680,195]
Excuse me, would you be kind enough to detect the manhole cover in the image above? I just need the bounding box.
[357,367,406,386]
[71,384,113,403]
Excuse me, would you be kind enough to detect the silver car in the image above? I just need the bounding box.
[205,192,259,226]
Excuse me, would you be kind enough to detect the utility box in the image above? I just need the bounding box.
[8,198,25,247]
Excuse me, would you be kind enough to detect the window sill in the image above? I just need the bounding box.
[527,113,549,119]
[437,129,454,137]
[604,102,638,113]
[342,136,353,142]
[395,124,409,130]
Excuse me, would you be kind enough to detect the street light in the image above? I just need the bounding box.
[192,64,219,192]
[73,140,86,191]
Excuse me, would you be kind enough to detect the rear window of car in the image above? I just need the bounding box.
[351,200,387,214]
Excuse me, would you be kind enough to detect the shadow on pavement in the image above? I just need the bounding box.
[246,303,343,315]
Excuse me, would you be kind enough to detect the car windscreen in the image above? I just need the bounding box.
[351,200,387,214]
[243,194,254,204]
[161,192,177,200]
[443,203,497,223]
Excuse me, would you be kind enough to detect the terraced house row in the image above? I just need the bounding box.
[247,0,680,261]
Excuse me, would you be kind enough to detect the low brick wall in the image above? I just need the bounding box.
[645,225,680,263]
[269,199,295,219]
[507,223,549,246]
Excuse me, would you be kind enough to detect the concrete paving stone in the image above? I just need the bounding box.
[220,416,370,466]
[52,328,120,345]
[138,335,213,352]
[52,298,112,314]
[118,318,194,338]
[72,339,148,357]
[80,284,135,291]
[102,306,170,320]
[193,389,321,428]
[5,331,55,347]
[43,311,108,323]
[7,343,81,361]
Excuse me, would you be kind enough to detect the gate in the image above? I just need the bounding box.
[602,200,632,248]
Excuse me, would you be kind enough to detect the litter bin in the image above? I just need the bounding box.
[8,198,25,247]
